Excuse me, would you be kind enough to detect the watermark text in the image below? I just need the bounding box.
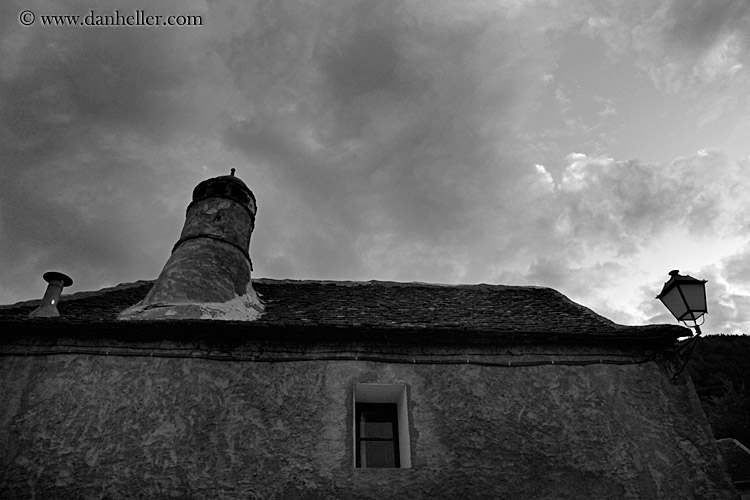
[19,9,203,27]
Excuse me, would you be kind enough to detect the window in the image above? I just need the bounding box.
[353,384,411,468]
[356,403,400,468]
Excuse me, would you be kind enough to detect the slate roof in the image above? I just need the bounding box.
[0,278,686,344]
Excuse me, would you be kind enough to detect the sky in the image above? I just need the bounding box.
[2,0,750,334]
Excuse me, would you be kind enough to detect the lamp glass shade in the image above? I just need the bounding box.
[678,281,707,320]
[657,275,707,322]
[659,286,689,320]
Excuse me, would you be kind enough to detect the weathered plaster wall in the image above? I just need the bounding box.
[0,355,737,499]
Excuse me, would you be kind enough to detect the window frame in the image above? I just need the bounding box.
[353,383,411,469]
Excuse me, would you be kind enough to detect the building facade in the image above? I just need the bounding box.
[0,173,738,499]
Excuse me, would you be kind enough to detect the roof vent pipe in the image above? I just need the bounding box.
[119,170,264,320]
[29,272,73,318]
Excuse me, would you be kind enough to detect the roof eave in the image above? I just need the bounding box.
[0,318,686,350]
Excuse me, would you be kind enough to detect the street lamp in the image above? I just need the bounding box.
[656,269,707,382]
[656,269,707,333]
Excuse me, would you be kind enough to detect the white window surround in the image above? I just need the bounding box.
[353,383,412,468]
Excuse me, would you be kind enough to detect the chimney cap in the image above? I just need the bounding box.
[192,173,256,206]
[43,271,73,287]
[213,174,249,189]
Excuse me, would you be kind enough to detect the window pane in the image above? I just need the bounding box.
[360,417,394,439]
[361,441,397,468]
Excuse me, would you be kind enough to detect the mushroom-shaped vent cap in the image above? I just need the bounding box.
[43,271,73,287]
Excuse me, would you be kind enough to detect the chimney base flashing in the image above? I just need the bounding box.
[118,285,264,322]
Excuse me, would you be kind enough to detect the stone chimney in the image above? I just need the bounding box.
[119,170,264,320]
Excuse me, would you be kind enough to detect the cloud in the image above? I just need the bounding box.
[216,0,562,283]
[1,0,749,336]
[0,0,221,301]
[694,242,750,333]
[553,150,738,255]
[497,150,750,330]
[585,0,750,124]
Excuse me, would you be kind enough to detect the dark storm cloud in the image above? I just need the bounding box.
[0,0,209,301]
[588,0,750,127]
[660,0,750,52]
[1,0,749,334]
[324,31,402,102]
[216,0,554,282]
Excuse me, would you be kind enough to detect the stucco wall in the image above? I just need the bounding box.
[0,354,737,499]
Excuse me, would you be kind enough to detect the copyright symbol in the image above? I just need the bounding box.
[19,10,35,26]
